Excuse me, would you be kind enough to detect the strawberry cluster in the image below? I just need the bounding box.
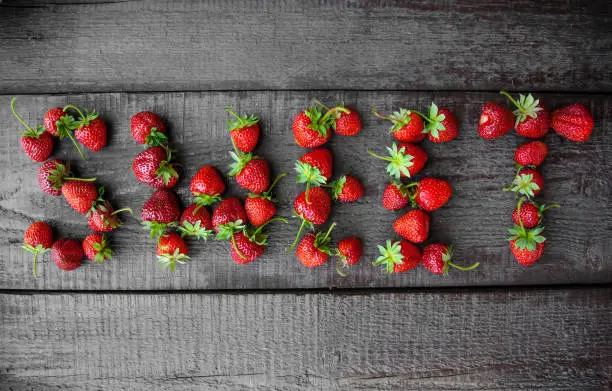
[289,98,364,274]
[371,103,479,274]
[478,91,594,265]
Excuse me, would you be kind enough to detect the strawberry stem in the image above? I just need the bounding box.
[10,98,35,133]
[32,250,39,278]
[367,150,393,162]
[321,222,336,242]
[111,207,133,216]
[499,91,524,113]
[252,217,288,237]
[63,177,96,182]
[448,260,480,271]
[541,203,560,213]
[411,110,435,124]
[231,231,247,260]
[287,218,307,251]
[320,107,349,123]
[371,107,393,121]
[224,108,242,121]
[65,130,87,161]
[266,172,287,195]
[336,259,348,277]
[63,104,87,124]
[311,98,330,111]
[304,181,312,204]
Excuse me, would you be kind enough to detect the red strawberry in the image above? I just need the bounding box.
[130,111,167,146]
[245,173,286,226]
[296,223,336,268]
[22,221,53,278]
[373,239,420,273]
[190,165,226,206]
[141,189,181,239]
[230,217,286,264]
[38,159,69,196]
[178,203,214,240]
[368,142,428,180]
[551,103,594,142]
[506,168,544,198]
[82,234,113,263]
[501,91,550,139]
[63,105,107,151]
[394,209,430,244]
[410,177,452,212]
[511,199,559,229]
[296,148,333,201]
[229,153,270,194]
[508,225,546,265]
[312,99,361,136]
[88,200,132,233]
[225,108,260,153]
[42,105,87,160]
[335,236,362,275]
[288,187,331,251]
[51,238,83,271]
[478,102,514,140]
[43,107,65,136]
[373,108,425,143]
[212,198,248,241]
[514,141,548,167]
[329,175,363,202]
[11,98,53,162]
[62,180,100,214]
[292,105,348,148]
[421,244,479,274]
[382,182,410,211]
[132,146,179,188]
[420,103,458,143]
[156,232,190,271]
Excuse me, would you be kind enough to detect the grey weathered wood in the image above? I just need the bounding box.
[0,91,610,290]
[0,0,611,94]
[0,288,610,390]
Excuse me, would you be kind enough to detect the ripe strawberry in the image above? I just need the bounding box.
[394,209,430,244]
[514,141,548,167]
[373,239,420,273]
[382,182,410,211]
[296,148,333,201]
[156,232,190,271]
[245,173,286,226]
[501,91,550,139]
[329,175,363,202]
[410,177,452,212]
[511,198,559,229]
[421,244,479,274]
[10,98,53,162]
[296,223,336,268]
[478,102,514,140]
[43,105,87,160]
[190,165,226,206]
[551,103,594,142]
[420,103,458,143]
[38,159,69,196]
[225,108,260,153]
[230,217,286,264]
[178,203,214,240]
[62,180,100,214]
[212,197,248,241]
[64,104,107,151]
[372,108,425,143]
[229,150,270,194]
[82,234,113,263]
[88,200,132,233]
[51,238,83,271]
[43,107,65,136]
[22,221,53,278]
[288,187,332,250]
[368,142,428,180]
[292,105,349,148]
[335,236,362,275]
[508,225,546,265]
[506,168,543,198]
[132,146,179,188]
[141,189,181,239]
[130,111,167,146]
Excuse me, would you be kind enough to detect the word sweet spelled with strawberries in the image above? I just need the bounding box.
[14,91,594,277]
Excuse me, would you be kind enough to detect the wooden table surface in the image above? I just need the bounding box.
[0,1,610,390]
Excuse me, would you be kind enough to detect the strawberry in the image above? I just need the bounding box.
[190,165,226,206]
[508,225,546,265]
[10,98,53,162]
[88,200,132,233]
[514,141,548,168]
[335,236,362,275]
[245,173,286,226]
[130,111,168,146]
[156,232,190,271]
[382,182,410,211]
[22,221,53,278]
[43,106,87,160]
[63,104,107,151]
[373,239,420,273]
[230,217,286,264]
[478,102,514,140]
[372,107,425,143]
[329,175,363,202]
[141,189,181,239]
[313,99,361,136]
[178,203,214,240]
[419,103,458,143]
[551,103,594,142]
[228,151,270,194]
[368,142,428,180]
[51,238,83,271]
[38,159,68,196]
[43,107,65,136]
[62,180,100,214]
[296,223,336,268]
[295,148,333,202]
[512,198,559,229]
[82,234,113,263]
[288,187,332,250]
[505,168,544,198]
[292,105,349,148]
[500,91,550,139]
[409,177,452,212]
[212,198,248,243]
[421,244,479,274]
[394,209,430,244]
[132,146,179,188]
[225,108,260,153]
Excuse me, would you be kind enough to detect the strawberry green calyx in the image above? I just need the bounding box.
[87,186,107,215]
[372,107,415,134]
[91,235,114,263]
[142,221,177,241]
[507,225,546,251]
[216,219,246,241]
[500,91,543,127]
[304,105,350,137]
[373,240,404,274]
[295,161,326,203]
[56,114,87,160]
[179,220,213,240]
[314,222,336,255]
[228,134,257,178]
[505,172,540,198]
[63,104,99,129]
[155,145,179,186]
[415,103,447,139]
[368,143,414,180]
[328,175,347,200]
[22,242,51,278]
[157,248,190,272]
[286,213,315,251]
[145,127,168,147]
[193,193,223,207]
[225,108,260,131]
[312,99,349,130]
[438,245,479,273]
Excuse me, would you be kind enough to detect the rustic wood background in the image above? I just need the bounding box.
[0,1,610,390]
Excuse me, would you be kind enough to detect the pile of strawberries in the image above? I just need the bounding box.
[478,91,594,265]
[14,98,131,276]
[369,103,479,274]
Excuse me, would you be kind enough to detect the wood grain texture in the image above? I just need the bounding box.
[0,91,610,290]
[0,0,611,93]
[0,288,610,390]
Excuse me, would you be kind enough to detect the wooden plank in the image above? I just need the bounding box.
[0,91,610,290]
[0,288,610,390]
[0,0,610,94]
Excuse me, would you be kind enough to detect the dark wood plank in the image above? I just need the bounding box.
[0,91,610,290]
[0,288,610,390]
[0,0,610,94]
